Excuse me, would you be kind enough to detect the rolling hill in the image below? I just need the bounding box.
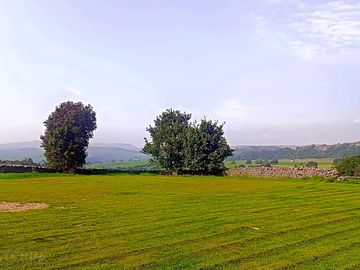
[0,141,149,164]
[230,141,360,161]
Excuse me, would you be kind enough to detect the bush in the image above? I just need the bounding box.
[263,162,272,168]
[245,160,252,165]
[336,156,360,176]
[270,159,279,164]
[333,158,343,166]
[305,161,318,168]
[236,164,246,168]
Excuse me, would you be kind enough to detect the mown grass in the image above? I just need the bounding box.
[275,158,335,168]
[0,173,360,269]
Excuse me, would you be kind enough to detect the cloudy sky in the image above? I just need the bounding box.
[0,0,359,146]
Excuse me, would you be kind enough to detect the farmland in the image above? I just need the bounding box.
[87,157,335,171]
[1,173,360,269]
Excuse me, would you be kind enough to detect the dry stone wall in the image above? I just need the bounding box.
[227,167,338,178]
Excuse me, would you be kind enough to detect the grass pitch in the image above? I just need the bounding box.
[0,173,360,269]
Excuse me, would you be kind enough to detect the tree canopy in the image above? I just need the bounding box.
[142,109,191,173]
[185,119,232,174]
[40,101,97,172]
[142,109,232,174]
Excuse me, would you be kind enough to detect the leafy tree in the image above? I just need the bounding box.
[184,119,232,174]
[336,156,360,176]
[245,160,252,165]
[40,101,97,172]
[263,162,272,167]
[333,158,343,166]
[270,159,279,164]
[143,110,232,174]
[305,161,318,168]
[142,109,191,173]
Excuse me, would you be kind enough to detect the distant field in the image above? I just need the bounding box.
[275,158,335,168]
[1,173,360,269]
[86,160,153,170]
[226,158,335,169]
[87,157,335,170]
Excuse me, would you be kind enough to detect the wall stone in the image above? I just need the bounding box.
[0,165,56,173]
[227,166,338,178]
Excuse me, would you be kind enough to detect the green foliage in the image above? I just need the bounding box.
[270,159,279,164]
[333,158,343,166]
[336,156,360,176]
[185,119,232,174]
[263,161,272,167]
[245,159,252,165]
[305,161,318,168]
[40,101,97,172]
[143,109,232,174]
[0,158,39,166]
[142,109,191,173]
[230,142,360,161]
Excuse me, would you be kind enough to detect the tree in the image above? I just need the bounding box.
[305,161,318,168]
[336,156,360,176]
[142,109,191,173]
[270,159,279,164]
[142,109,232,174]
[40,101,97,172]
[185,119,232,174]
[245,160,252,165]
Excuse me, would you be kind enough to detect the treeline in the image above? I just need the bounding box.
[0,158,39,166]
[229,143,360,161]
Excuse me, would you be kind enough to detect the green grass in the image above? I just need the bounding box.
[87,157,335,170]
[275,158,335,168]
[86,160,153,170]
[224,160,247,168]
[1,173,360,269]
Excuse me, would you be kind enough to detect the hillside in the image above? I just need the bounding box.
[0,141,149,163]
[230,141,360,161]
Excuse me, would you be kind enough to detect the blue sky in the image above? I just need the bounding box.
[0,0,359,146]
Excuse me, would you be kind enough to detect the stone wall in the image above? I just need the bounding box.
[227,167,338,178]
[0,165,56,173]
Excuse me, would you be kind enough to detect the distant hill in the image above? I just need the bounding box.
[0,141,149,163]
[229,141,360,161]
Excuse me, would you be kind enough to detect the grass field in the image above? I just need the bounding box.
[89,158,334,170]
[1,173,360,269]
[87,160,153,170]
[275,158,335,168]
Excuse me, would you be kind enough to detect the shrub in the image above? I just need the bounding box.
[336,156,360,176]
[333,158,343,166]
[305,161,318,168]
[263,162,272,168]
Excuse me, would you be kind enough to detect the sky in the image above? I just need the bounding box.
[0,0,359,147]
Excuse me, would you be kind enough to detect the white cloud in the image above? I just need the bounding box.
[64,86,82,96]
[254,1,360,61]
[214,99,263,120]
[354,118,360,124]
